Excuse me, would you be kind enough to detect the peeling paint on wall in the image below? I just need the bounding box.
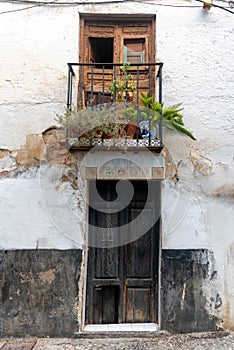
[190,147,213,176]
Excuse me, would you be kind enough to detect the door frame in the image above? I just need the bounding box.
[81,179,162,332]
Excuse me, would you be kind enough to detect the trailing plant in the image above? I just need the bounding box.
[109,62,136,102]
[140,92,196,140]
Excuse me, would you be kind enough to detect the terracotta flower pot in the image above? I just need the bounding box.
[126,120,137,138]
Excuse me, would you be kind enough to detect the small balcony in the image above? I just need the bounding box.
[66,62,163,152]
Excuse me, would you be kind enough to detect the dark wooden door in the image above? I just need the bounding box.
[86,180,160,324]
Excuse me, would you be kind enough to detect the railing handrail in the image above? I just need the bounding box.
[67,62,163,78]
[68,62,163,67]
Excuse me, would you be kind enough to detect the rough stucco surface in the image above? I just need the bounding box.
[0,249,82,337]
[0,128,85,250]
[0,0,233,331]
[161,249,222,333]
[0,5,78,150]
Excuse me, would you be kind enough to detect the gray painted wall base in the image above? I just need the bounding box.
[161,249,222,333]
[0,250,82,337]
[0,248,221,337]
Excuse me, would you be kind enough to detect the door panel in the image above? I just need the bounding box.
[126,287,150,323]
[125,229,152,279]
[95,247,119,279]
[93,286,119,324]
[86,180,160,325]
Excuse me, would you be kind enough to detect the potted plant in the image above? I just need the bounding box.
[120,105,140,138]
[56,105,124,147]
[140,92,196,140]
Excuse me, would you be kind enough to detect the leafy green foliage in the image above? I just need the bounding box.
[140,92,196,140]
[109,63,136,101]
[121,106,137,121]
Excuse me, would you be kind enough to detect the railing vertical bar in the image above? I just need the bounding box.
[136,66,140,145]
[148,65,151,96]
[79,65,83,108]
[91,65,94,106]
[113,65,117,148]
[67,64,71,110]
[125,66,128,106]
[136,65,139,105]
[149,64,152,146]
[158,64,163,145]
[70,69,73,109]
[66,66,70,142]
[136,108,140,145]
[113,65,117,103]
[158,64,163,104]
[102,65,105,104]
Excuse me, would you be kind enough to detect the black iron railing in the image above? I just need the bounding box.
[66,62,163,151]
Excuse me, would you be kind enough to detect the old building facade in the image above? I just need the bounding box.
[0,0,233,337]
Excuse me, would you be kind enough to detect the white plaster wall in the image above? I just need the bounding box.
[0,3,79,149]
[0,165,84,249]
[157,6,234,141]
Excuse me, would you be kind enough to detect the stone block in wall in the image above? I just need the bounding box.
[42,127,69,164]
[16,134,46,167]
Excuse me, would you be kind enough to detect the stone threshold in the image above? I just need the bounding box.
[84,323,158,332]
[74,328,169,339]
[73,330,230,339]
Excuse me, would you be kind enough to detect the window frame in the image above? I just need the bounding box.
[79,14,156,65]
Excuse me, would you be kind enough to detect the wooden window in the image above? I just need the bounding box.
[79,15,156,105]
[124,39,145,64]
[80,15,156,64]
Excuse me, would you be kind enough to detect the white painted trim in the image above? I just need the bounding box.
[80,180,90,332]
[158,182,163,330]
[84,323,158,332]
[157,225,162,329]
